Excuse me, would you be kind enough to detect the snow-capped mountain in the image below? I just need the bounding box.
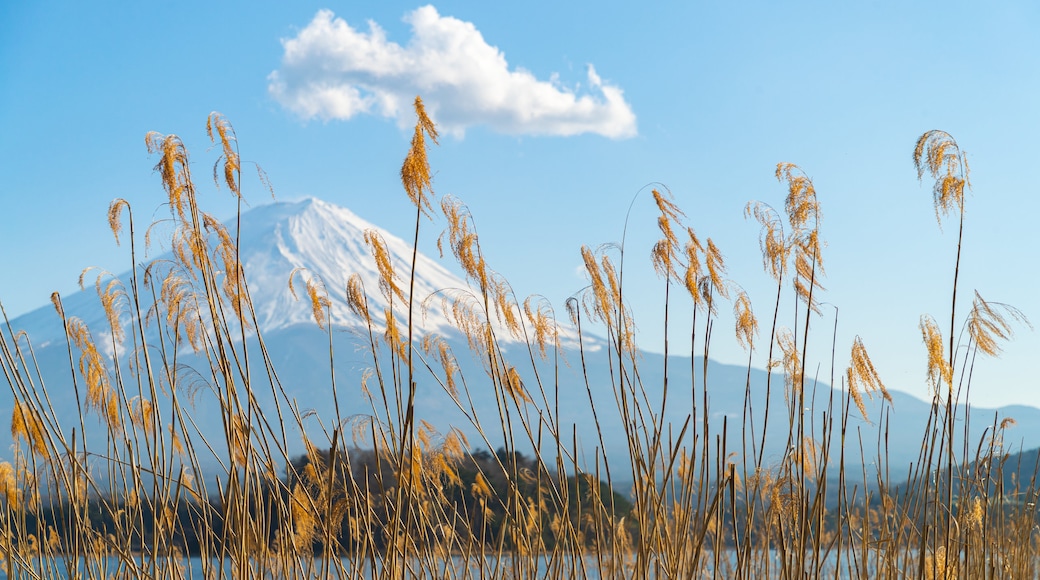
[8,197,545,350]
[2,197,1037,483]
[1,197,603,471]
[235,197,477,338]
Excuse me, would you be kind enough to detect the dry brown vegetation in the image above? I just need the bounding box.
[0,103,1036,578]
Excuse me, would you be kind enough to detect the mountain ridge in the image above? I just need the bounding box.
[2,197,1036,478]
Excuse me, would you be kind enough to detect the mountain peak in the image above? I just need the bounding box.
[229,197,472,337]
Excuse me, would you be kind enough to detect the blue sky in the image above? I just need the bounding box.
[2,1,1039,408]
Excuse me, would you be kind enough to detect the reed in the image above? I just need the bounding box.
[0,103,1034,578]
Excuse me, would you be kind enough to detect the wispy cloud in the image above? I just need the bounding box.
[268,6,637,139]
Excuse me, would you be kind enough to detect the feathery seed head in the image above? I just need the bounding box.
[472,472,492,499]
[651,188,685,280]
[523,296,560,359]
[846,370,867,423]
[966,497,984,531]
[776,328,802,397]
[364,230,405,303]
[492,278,522,338]
[203,213,251,323]
[401,96,439,217]
[384,308,408,358]
[776,163,820,234]
[158,272,205,352]
[968,291,1029,358]
[652,188,684,223]
[705,239,729,300]
[170,426,185,457]
[290,484,318,551]
[504,365,531,404]
[601,255,622,311]
[697,276,718,316]
[919,314,953,392]
[776,163,825,310]
[289,268,332,329]
[424,335,459,399]
[66,318,112,415]
[683,227,705,304]
[651,239,673,279]
[913,130,970,225]
[91,275,128,344]
[745,201,788,281]
[11,403,48,458]
[0,463,18,504]
[733,291,758,351]
[442,291,494,353]
[597,252,636,350]
[580,246,614,325]
[50,292,64,320]
[103,393,121,432]
[798,437,819,478]
[846,336,890,421]
[307,282,331,330]
[438,196,492,291]
[345,273,371,324]
[130,397,155,434]
[145,131,195,221]
[107,199,130,245]
[793,250,825,314]
[206,112,241,196]
[565,296,580,326]
[442,429,467,461]
[229,413,249,467]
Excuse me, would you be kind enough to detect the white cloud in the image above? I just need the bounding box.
[268,6,637,139]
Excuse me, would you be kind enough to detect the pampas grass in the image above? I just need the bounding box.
[0,102,1034,579]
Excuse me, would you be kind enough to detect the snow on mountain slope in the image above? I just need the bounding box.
[236,197,480,338]
[7,197,566,351]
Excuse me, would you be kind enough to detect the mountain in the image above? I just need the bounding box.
[10,198,512,351]
[1,197,1037,484]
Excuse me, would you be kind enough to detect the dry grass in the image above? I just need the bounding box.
[0,103,1035,579]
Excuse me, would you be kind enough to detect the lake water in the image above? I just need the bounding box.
[0,550,900,578]
[0,555,612,579]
